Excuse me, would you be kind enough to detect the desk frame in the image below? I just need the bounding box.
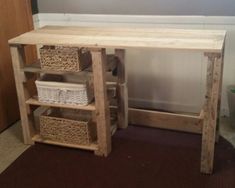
[9,26,226,174]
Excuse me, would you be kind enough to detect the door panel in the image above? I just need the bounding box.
[0,0,36,132]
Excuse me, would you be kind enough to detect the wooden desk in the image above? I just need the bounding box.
[9,26,226,174]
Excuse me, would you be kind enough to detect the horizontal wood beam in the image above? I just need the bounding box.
[9,26,226,52]
[129,108,203,134]
[32,134,98,151]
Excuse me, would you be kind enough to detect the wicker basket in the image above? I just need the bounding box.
[39,46,91,72]
[40,108,97,145]
[35,74,94,105]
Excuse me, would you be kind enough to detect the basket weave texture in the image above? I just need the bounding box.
[39,46,91,72]
[40,108,97,145]
[36,74,94,105]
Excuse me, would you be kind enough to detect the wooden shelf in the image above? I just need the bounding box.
[23,61,90,76]
[32,134,98,151]
[26,98,96,111]
[22,55,117,75]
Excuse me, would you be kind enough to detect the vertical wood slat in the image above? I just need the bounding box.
[215,49,225,143]
[91,48,111,156]
[10,45,35,144]
[115,49,128,129]
[201,53,223,174]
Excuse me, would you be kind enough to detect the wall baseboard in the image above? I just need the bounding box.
[33,13,235,26]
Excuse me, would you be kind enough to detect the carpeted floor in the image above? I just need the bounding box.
[0,126,235,188]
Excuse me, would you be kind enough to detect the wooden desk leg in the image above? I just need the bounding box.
[215,50,225,143]
[115,49,128,129]
[10,45,35,145]
[91,48,111,157]
[201,53,223,174]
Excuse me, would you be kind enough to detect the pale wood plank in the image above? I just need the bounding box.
[91,48,111,156]
[215,50,225,143]
[38,26,226,38]
[10,46,35,144]
[22,56,117,75]
[129,108,203,134]
[32,134,98,151]
[201,54,214,174]
[26,98,96,111]
[9,26,226,52]
[201,53,223,174]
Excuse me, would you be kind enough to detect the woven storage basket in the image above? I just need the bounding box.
[40,108,97,145]
[39,46,91,72]
[35,74,94,105]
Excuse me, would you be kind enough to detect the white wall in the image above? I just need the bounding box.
[37,0,235,16]
[33,14,235,116]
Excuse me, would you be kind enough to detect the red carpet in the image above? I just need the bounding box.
[0,126,235,188]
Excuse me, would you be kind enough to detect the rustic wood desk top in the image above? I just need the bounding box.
[9,26,226,52]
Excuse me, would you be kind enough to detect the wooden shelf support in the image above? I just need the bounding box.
[200,52,224,174]
[10,45,35,144]
[32,134,98,151]
[26,98,96,111]
[129,108,203,134]
[91,48,111,157]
